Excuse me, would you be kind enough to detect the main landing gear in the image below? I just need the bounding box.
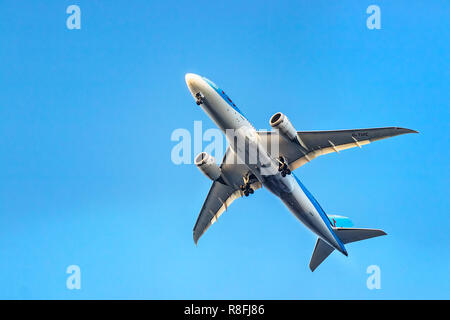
[240,185,254,197]
[240,174,255,197]
[195,92,205,105]
[278,157,291,177]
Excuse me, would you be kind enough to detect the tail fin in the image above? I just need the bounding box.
[309,228,387,272]
[327,215,353,228]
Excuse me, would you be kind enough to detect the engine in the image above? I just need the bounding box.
[194,152,222,181]
[269,112,298,141]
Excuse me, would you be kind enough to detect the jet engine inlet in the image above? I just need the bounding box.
[194,152,222,181]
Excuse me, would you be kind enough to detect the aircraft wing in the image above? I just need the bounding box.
[193,147,262,244]
[257,127,417,171]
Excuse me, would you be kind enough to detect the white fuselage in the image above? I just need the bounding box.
[185,73,347,255]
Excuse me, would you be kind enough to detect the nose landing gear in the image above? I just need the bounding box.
[195,92,205,105]
[278,157,291,177]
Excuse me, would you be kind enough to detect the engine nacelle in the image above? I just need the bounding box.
[269,112,298,141]
[194,152,222,181]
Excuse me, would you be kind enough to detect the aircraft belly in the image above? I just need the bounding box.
[201,94,249,132]
[282,192,325,236]
[262,175,334,245]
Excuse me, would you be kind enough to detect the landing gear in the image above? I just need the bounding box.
[244,188,254,197]
[278,157,291,177]
[240,184,254,197]
[195,92,205,105]
[240,174,255,197]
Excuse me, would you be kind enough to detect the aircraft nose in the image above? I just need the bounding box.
[185,73,202,93]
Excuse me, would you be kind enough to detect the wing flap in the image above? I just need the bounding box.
[193,180,261,244]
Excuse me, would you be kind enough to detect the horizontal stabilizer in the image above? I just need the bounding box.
[309,228,387,271]
[334,228,387,244]
[310,238,335,272]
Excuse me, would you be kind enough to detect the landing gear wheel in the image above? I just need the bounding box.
[242,186,254,196]
[278,157,291,177]
[241,173,255,197]
[195,92,204,106]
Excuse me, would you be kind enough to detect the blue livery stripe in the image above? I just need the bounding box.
[292,173,347,254]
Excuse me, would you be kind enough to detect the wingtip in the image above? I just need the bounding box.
[373,228,387,237]
[309,262,318,272]
[193,233,199,246]
[397,127,419,134]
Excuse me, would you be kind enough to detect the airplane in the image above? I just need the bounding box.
[185,73,417,271]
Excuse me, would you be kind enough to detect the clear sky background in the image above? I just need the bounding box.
[0,1,448,299]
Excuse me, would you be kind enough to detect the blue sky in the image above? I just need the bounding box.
[0,1,448,299]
